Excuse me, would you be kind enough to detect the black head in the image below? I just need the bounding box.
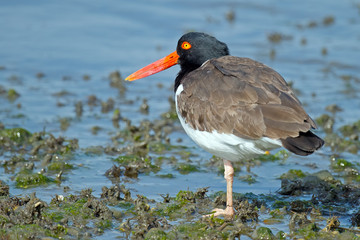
[176,32,230,72]
[125,32,230,91]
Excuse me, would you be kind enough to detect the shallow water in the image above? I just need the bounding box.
[1,0,360,237]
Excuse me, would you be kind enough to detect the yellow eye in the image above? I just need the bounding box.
[181,41,192,50]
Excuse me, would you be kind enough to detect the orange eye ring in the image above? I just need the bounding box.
[181,41,192,50]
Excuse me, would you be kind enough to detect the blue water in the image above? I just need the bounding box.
[1,0,360,236]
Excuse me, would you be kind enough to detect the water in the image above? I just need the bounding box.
[1,0,360,236]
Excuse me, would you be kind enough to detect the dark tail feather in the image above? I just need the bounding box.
[281,131,324,156]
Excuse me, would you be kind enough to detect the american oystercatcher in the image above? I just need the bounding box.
[125,32,324,218]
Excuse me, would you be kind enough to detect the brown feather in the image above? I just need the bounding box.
[281,131,324,156]
[177,56,318,141]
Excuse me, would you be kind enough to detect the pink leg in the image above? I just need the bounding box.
[205,159,235,218]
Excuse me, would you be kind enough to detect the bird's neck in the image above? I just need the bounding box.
[174,64,200,92]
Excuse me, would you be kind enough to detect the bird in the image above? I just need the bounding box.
[125,32,324,218]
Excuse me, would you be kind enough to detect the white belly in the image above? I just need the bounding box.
[175,84,282,161]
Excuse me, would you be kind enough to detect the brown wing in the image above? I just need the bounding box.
[177,56,317,140]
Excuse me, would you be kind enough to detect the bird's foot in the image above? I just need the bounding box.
[204,206,235,219]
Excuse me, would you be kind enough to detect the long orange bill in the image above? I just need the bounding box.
[125,51,179,81]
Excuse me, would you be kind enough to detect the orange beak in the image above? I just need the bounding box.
[125,51,179,81]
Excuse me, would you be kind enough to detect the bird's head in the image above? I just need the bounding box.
[176,32,229,71]
[125,32,229,81]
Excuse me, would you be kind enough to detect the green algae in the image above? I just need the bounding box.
[176,163,200,174]
[291,218,359,239]
[1,68,360,240]
[272,200,290,209]
[149,141,174,153]
[252,226,275,240]
[144,228,167,240]
[167,221,229,239]
[15,169,55,188]
[175,190,196,203]
[7,88,20,101]
[293,222,319,238]
[156,190,196,219]
[280,169,307,180]
[275,230,286,239]
[2,185,360,239]
[0,127,32,144]
[331,158,354,170]
[148,141,189,155]
[257,150,289,162]
[329,157,360,182]
[176,149,197,160]
[48,161,74,172]
[113,155,160,175]
[0,189,116,239]
[48,191,113,227]
[117,201,133,210]
[235,200,259,222]
[239,174,257,184]
[155,189,212,220]
[160,110,178,121]
[0,214,9,226]
[61,197,88,217]
[269,208,287,219]
[95,219,113,233]
[0,224,49,239]
[114,155,145,165]
[156,201,186,219]
[45,210,66,222]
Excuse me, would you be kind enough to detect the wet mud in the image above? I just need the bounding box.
[1,87,360,238]
[2,182,360,239]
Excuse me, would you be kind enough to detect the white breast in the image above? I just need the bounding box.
[175,84,282,161]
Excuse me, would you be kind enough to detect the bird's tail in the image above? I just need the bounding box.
[281,131,324,156]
